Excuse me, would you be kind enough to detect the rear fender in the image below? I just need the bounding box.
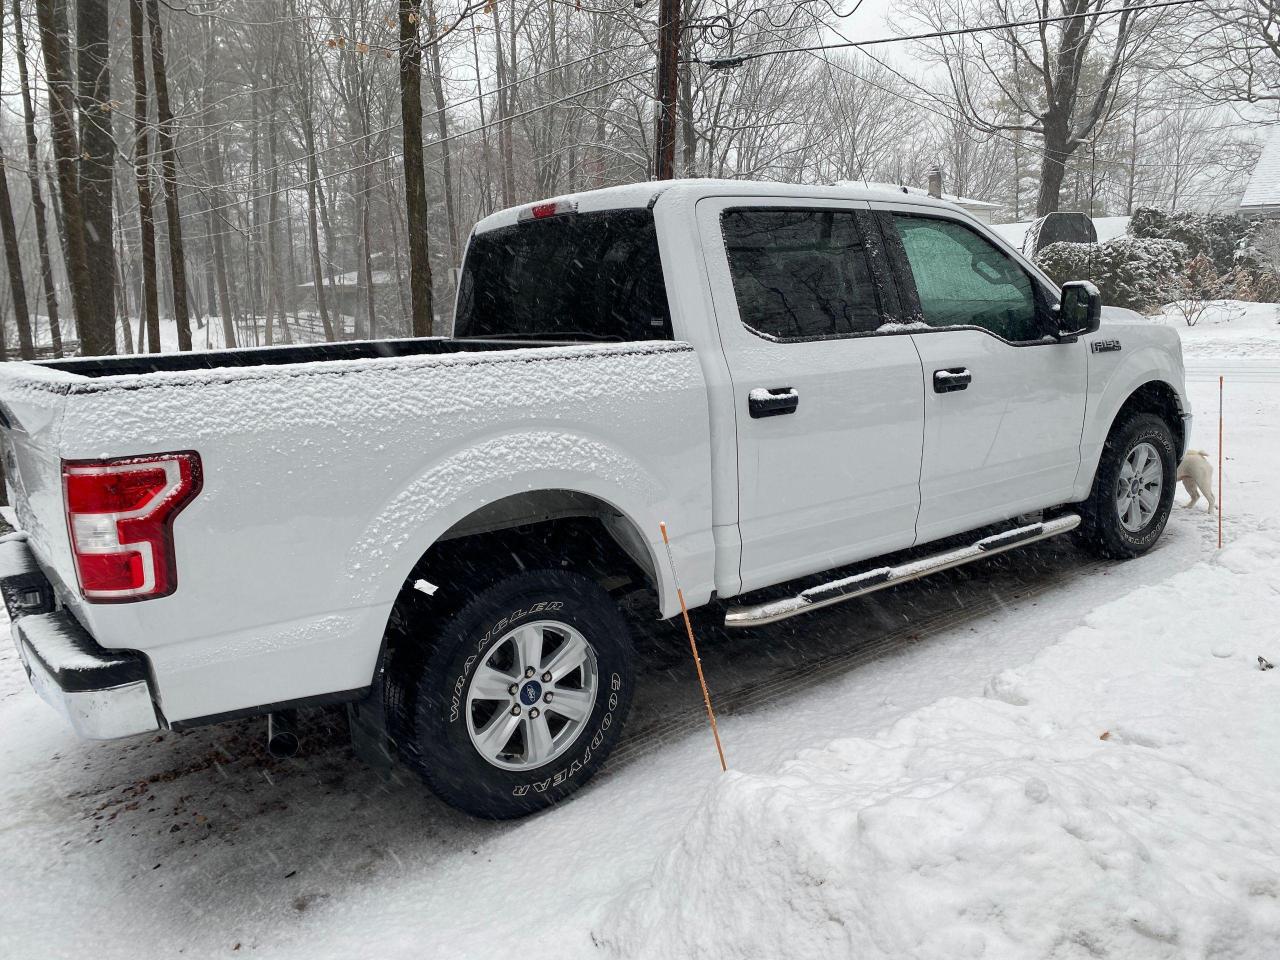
[344,430,711,622]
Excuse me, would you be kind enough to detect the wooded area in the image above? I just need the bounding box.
[0,0,1273,356]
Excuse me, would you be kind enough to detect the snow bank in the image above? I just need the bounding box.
[600,531,1280,959]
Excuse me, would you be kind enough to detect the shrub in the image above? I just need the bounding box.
[1035,236,1186,312]
[1128,207,1253,274]
[1168,254,1232,326]
[1129,207,1280,301]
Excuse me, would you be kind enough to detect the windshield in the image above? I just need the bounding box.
[453,209,673,342]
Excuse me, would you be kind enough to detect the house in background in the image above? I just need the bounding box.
[1238,126,1280,220]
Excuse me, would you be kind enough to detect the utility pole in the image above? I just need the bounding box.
[653,0,681,180]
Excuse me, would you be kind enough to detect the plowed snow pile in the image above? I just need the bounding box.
[600,531,1280,960]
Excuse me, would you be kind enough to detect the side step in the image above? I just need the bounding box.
[724,514,1082,628]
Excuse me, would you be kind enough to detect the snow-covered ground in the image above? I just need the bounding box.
[1155,299,1280,359]
[1,304,1278,959]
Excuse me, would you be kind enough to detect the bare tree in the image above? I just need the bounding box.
[400,0,435,337]
[77,0,116,351]
[129,0,161,353]
[12,0,61,356]
[145,0,192,350]
[914,0,1166,214]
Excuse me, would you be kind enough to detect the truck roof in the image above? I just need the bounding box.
[471,178,974,235]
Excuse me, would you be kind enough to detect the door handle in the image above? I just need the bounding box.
[933,368,972,393]
[748,386,799,418]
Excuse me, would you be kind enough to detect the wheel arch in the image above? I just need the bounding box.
[1077,368,1188,502]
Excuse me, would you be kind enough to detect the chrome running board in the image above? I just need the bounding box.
[724,514,1082,628]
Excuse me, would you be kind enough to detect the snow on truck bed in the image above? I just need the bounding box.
[602,530,1280,959]
[0,340,698,449]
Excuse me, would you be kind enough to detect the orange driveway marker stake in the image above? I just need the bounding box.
[659,521,727,772]
[1218,375,1223,549]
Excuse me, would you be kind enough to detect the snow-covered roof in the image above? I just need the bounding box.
[298,269,396,289]
[1239,126,1280,214]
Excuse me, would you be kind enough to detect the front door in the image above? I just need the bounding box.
[879,209,1088,543]
[696,197,926,593]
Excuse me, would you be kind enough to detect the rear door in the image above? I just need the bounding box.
[876,207,1088,543]
[696,197,925,592]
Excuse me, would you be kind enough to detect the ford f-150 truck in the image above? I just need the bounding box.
[0,180,1189,818]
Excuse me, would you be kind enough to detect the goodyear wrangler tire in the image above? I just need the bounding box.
[1075,412,1177,560]
[396,569,635,819]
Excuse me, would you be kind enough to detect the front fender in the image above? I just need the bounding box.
[1075,335,1188,501]
[345,429,714,620]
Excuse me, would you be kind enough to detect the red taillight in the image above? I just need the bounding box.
[62,452,202,603]
[518,199,578,222]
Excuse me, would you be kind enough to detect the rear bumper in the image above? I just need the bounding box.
[1,537,161,739]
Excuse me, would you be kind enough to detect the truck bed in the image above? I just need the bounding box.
[0,338,714,725]
[35,336,576,378]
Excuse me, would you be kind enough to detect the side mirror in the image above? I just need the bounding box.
[1056,280,1101,338]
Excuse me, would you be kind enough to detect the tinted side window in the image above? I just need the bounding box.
[891,215,1040,342]
[454,209,672,341]
[721,209,882,340]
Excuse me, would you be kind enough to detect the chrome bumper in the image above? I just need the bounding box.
[2,537,161,740]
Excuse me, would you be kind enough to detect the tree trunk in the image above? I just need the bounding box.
[145,0,192,351]
[129,0,161,353]
[361,201,377,339]
[77,0,116,354]
[0,10,30,361]
[36,0,95,355]
[383,158,410,332]
[315,177,341,338]
[204,136,236,348]
[426,0,460,271]
[470,24,494,216]
[1035,123,1071,217]
[12,0,61,356]
[399,0,435,338]
[491,0,514,207]
[263,120,281,347]
[0,159,26,360]
[298,106,333,340]
[113,192,132,353]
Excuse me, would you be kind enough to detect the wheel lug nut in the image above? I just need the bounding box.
[543,692,554,704]
[510,705,521,716]
[529,708,540,719]
[508,683,518,696]
[541,671,552,683]
[524,667,535,679]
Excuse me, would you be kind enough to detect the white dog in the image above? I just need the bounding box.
[1177,449,1216,513]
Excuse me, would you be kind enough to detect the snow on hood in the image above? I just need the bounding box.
[598,530,1280,959]
[1100,304,1152,324]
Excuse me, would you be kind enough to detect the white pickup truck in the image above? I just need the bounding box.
[0,180,1188,818]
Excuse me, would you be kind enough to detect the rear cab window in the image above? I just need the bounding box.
[720,208,884,341]
[454,208,673,343]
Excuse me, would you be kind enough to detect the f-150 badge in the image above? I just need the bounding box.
[1091,339,1122,353]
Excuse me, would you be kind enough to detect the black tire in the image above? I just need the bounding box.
[1075,411,1177,559]
[388,568,635,819]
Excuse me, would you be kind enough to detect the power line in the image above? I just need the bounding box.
[693,0,1206,69]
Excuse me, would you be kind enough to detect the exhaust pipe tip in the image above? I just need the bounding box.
[266,711,300,759]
